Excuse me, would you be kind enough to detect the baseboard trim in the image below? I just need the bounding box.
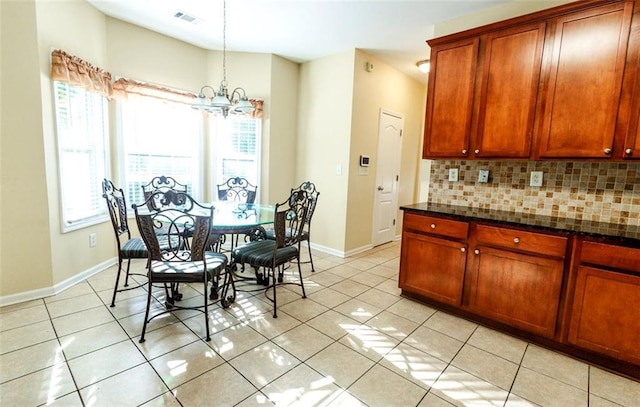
[0,257,117,307]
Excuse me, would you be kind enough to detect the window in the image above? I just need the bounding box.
[53,81,110,232]
[210,116,261,199]
[119,93,203,206]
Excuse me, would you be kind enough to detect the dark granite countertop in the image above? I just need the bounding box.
[400,203,640,247]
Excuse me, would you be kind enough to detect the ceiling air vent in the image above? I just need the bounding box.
[174,11,198,24]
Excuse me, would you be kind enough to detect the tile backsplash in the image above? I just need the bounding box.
[428,161,640,226]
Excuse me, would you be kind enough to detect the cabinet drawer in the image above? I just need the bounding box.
[475,224,567,258]
[403,213,469,240]
[580,241,640,274]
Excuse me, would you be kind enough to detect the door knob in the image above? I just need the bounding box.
[377,186,384,191]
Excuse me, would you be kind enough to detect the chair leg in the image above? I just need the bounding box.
[297,259,306,299]
[123,258,133,287]
[271,268,278,318]
[204,280,211,341]
[139,280,153,343]
[307,239,315,272]
[110,257,126,307]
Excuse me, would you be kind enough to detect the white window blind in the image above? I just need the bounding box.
[53,81,110,232]
[119,93,202,206]
[211,117,261,198]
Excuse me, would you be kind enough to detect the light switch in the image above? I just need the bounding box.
[336,164,342,175]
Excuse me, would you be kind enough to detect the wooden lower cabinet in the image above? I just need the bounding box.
[467,245,564,338]
[399,210,639,378]
[567,240,640,365]
[399,231,467,306]
[568,266,640,364]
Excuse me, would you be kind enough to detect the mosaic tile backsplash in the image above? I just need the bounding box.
[428,161,640,226]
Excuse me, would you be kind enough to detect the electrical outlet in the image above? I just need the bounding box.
[530,171,543,187]
[448,168,459,182]
[89,233,97,248]
[478,169,489,183]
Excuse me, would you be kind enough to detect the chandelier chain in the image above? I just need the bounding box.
[191,0,253,118]
[222,0,227,85]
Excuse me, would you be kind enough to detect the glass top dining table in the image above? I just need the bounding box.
[210,201,274,234]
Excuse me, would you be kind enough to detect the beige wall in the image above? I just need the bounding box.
[346,50,425,252]
[0,0,300,303]
[297,51,355,255]
[1,0,54,297]
[295,49,426,255]
[267,55,300,203]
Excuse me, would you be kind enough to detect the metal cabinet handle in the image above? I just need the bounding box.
[461,247,466,253]
[474,149,480,154]
[604,148,612,154]
[377,186,384,191]
[625,148,633,155]
[474,249,480,255]
[514,237,520,244]
[430,223,436,229]
[462,149,468,155]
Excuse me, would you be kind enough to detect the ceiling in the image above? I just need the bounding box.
[87,0,510,84]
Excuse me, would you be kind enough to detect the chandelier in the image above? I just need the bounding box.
[191,0,254,118]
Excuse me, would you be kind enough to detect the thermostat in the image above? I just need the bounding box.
[359,155,370,167]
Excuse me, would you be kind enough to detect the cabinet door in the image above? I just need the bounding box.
[423,38,479,158]
[399,232,467,306]
[468,246,563,337]
[536,2,634,158]
[625,93,640,158]
[623,39,640,159]
[568,266,640,364]
[474,22,545,158]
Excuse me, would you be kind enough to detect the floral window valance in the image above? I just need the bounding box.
[50,49,112,97]
[50,49,264,118]
[112,78,197,105]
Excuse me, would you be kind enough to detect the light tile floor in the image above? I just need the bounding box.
[1,241,638,406]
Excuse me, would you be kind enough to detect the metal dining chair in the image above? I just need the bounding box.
[102,179,149,307]
[231,189,309,318]
[216,176,258,250]
[264,181,320,272]
[132,189,231,342]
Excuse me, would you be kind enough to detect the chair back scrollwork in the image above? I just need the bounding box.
[141,176,189,211]
[275,189,309,249]
[102,179,131,241]
[217,177,258,203]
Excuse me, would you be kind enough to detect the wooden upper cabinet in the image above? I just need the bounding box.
[626,83,640,158]
[423,38,479,158]
[621,4,640,160]
[535,2,634,158]
[474,22,546,158]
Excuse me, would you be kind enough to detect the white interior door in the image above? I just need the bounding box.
[372,110,403,247]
